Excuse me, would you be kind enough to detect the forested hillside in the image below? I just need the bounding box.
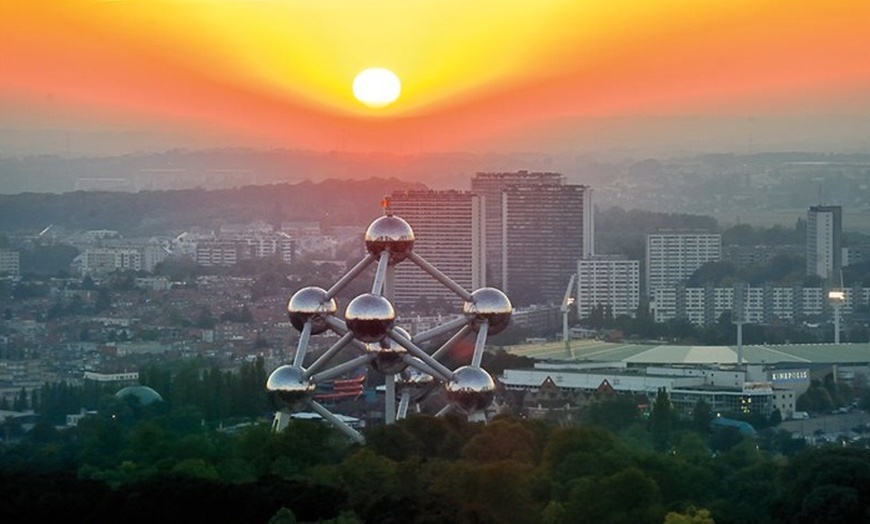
[0,178,426,235]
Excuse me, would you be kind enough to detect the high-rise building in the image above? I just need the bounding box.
[471,171,569,287]
[386,190,485,310]
[576,256,640,319]
[806,205,842,281]
[501,183,593,306]
[645,231,721,295]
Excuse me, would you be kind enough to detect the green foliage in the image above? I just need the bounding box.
[649,388,675,451]
[664,506,715,524]
[268,507,297,524]
[5,403,870,523]
[584,395,642,433]
[563,467,663,524]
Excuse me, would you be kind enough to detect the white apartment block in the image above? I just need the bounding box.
[196,232,295,267]
[650,285,870,325]
[646,231,721,295]
[76,248,142,275]
[576,256,640,319]
[0,250,20,275]
[806,205,842,280]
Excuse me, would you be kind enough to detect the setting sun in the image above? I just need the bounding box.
[352,68,402,108]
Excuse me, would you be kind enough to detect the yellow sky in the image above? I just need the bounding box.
[2,0,869,154]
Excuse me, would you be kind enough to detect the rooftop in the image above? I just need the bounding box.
[503,340,870,365]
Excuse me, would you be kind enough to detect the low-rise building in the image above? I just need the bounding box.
[500,361,801,419]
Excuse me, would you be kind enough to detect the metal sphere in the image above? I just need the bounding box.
[370,353,408,374]
[287,286,337,334]
[345,293,396,343]
[266,365,315,406]
[462,287,513,335]
[367,327,411,374]
[397,370,437,402]
[445,365,495,412]
[364,326,410,354]
[364,215,415,264]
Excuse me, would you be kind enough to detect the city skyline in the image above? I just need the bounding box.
[2,1,869,165]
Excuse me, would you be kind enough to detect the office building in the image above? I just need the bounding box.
[472,171,591,287]
[645,231,721,295]
[386,190,485,310]
[576,256,640,319]
[501,183,592,306]
[807,205,842,281]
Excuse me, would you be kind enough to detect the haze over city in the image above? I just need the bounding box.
[4,2,870,523]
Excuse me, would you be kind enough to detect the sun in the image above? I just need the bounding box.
[352,68,402,108]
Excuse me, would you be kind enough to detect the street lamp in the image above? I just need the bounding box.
[828,289,845,344]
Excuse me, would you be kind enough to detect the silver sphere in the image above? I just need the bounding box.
[367,327,411,374]
[463,287,513,335]
[397,370,437,402]
[364,215,415,264]
[365,326,411,354]
[345,293,396,343]
[370,353,407,375]
[266,365,315,406]
[445,366,495,413]
[287,286,337,334]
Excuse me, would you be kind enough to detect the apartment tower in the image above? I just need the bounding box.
[386,190,485,310]
[806,205,842,281]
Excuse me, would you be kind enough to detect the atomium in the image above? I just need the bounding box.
[287,286,337,334]
[267,365,316,407]
[267,210,513,441]
[397,370,437,403]
[445,365,496,413]
[345,293,396,343]
[463,287,513,335]
[364,214,415,264]
[367,326,410,374]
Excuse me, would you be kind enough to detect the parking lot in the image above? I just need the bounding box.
[778,411,870,441]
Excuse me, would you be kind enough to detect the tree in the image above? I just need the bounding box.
[565,467,663,524]
[649,388,675,451]
[585,395,641,433]
[664,506,715,524]
[194,307,216,329]
[268,507,297,524]
[692,398,712,433]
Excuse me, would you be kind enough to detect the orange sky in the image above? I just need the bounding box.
[1,0,869,155]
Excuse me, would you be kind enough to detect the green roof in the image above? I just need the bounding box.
[115,385,164,405]
[504,340,870,365]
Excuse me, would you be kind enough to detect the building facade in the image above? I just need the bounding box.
[576,255,640,319]
[470,171,567,288]
[807,205,843,281]
[75,248,142,275]
[650,284,870,325]
[501,183,593,306]
[0,250,20,276]
[645,231,721,295]
[500,362,797,419]
[386,190,485,310]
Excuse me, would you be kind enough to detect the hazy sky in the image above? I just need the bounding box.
[2,0,869,158]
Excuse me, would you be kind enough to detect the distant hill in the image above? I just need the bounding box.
[0,178,427,235]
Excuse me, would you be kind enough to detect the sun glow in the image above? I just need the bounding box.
[352,68,402,108]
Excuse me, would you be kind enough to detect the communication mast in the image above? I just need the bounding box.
[562,273,576,356]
